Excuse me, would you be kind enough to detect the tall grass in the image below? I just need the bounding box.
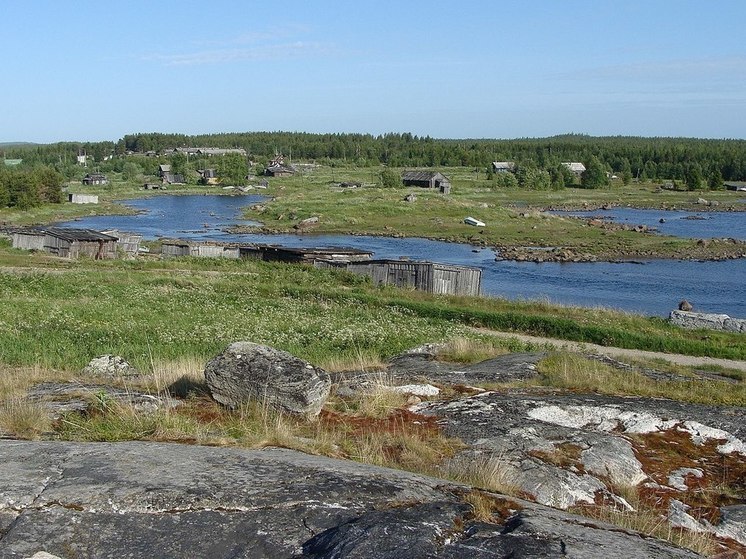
[536,353,746,406]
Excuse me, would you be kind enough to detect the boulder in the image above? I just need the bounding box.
[403,193,417,203]
[82,355,139,378]
[678,299,693,311]
[204,342,331,417]
[294,216,320,230]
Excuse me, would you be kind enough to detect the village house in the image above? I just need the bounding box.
[562,162,586,177]
[158,164,185,185]
[198,169,219,185]
[264,154,295,177]
[492,162,516,173]
[81,173,108,185]
[12,227,118,259]
[401,170,451,193]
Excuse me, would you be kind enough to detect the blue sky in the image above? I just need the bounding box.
[2,0,745,142]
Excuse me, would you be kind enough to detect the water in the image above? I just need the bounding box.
[554,207,746,240]
[57,195,746,318]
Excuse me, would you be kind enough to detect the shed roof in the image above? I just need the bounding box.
[401,170,446,181]
[26,227,118,242]
[562,162,586,173]
[492,161,515,170]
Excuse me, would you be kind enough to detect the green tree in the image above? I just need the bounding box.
[708,168,723,190]
[493,172,518,188]
[684,164,704,191]
[516,164,551,190]
[379,168,400,188]
[0,169,10,207]
[31,167,63,203]
[122,162,143,182]
[581,156,610,189]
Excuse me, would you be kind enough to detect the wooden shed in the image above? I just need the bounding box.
[161,239,240,259]
[401,170,451,193]
[12,227,118,259]
[316,259,481,297]
[240,245,373,264]
[102,230,142,257]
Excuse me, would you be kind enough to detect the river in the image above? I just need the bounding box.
[57,195,746,318]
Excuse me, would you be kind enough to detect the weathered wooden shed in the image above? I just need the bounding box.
[240,245,373,264]
[316,259,481,296]
[401,171,451,192]
[12,228,118,259]
[102,230,142,257]
[161,239,240,259]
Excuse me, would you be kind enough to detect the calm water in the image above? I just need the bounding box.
[554,207,746,240]
[57,195,746,318]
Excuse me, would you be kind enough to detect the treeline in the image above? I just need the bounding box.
[4,132,746,183]
[0,166,64,209]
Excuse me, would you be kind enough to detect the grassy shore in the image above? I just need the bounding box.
[2,165,745,261]
[1,247,744,373]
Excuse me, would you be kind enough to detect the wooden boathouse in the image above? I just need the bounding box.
[11,227,119,259]
[240,245,373,264]
[316,259,482,297]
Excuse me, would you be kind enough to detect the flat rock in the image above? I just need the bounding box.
[26,382,179,419]
[413,391,745,511]
[0,441,700,558]
[383,351,546,385]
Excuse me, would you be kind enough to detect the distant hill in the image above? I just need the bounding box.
[0,142,40,148]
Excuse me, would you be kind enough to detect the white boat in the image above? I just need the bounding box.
[463,216,485,227]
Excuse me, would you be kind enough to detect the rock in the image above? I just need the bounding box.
[0,441,701,558]
[678,299,693,311]
[204,342,331,417]
[82,355,139,378]
[294,216,320,230]
[390,384,440,397]
[26,382,179,418]
[670,310,746,333]
[697,197,709,205]
[403,193,417,203]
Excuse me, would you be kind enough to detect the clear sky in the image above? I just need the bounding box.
[2,0,745,142]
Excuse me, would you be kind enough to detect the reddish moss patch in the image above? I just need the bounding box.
[320,408,441,437]
[528,442,585,472]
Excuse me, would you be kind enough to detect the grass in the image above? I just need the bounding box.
[535,353,746,406]
[230,165,746,260]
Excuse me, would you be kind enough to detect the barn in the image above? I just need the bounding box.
[316,259,481,297]
[12,227,118,259]
[401,171,451,193]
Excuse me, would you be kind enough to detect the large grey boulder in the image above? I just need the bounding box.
[204,342,331,417]
[0,441,701,558]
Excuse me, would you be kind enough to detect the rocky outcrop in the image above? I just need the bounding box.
[0,441,700,558]
[412,388,746,548]
[670,310,746,333]
[204,342,331,417]
[82,355,139,378]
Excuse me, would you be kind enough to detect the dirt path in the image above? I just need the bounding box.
[476,329,746,372]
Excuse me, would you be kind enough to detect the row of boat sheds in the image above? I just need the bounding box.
[7,226,482,297]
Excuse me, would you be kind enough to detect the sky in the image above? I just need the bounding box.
[2,0,745,143]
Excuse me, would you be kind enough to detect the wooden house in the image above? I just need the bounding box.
[315,259,481,297]
[562,162,586,177]
[240,245,373,264]
[401,171,451,193]
[198,169,219,185]
[81,173,108,185]
[12,227,118,259]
